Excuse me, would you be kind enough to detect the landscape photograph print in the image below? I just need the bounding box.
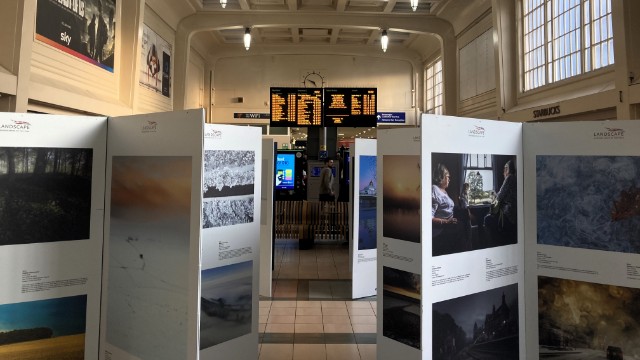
[382,266,421,349]
[538,276,640,359]
[200,261,253,350]
[432,283,519,360]
[0,295,87,360]
[107,156,192,360]
[537,155,640,253]
[358,155,377,250]
[382,155,421,243]
[0,147,93,246]
[202,150,255,228]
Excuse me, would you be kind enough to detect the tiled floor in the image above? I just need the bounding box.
[259,238,377,360]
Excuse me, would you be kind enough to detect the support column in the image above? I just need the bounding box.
[0,0,36,112]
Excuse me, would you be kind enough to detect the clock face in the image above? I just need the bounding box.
[303,71,325,88]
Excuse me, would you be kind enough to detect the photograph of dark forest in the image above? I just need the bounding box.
[0,147,93,245]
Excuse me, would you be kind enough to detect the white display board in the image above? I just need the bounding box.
[377,128,422,360]
[260,138,275,298]
[378,116,525,360]
[351,139,377,299]
[523,121,640,360]
[421,115,524,360]
[0,113,106,360]
[200,124,262,360]
[100,110,204,360]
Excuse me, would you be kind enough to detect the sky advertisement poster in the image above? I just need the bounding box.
[35,0,117,72]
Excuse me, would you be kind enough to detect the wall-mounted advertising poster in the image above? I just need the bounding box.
[140,24,172,98]
[35,0,116,72]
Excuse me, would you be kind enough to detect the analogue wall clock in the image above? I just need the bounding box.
[303,71,325,88]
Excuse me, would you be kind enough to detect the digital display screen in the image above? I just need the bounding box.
[323,88,377,127]
[270,87,323,127]
[275,153,296,190]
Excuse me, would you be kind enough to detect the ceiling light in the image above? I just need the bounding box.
[220,0,227,8]
[381,30,388,52]
[410,0,418,11]
[244,28,251,50]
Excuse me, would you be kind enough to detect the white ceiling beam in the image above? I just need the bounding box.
[330,27,340,44]
[238,0,251,10]
[336,0,348,12]
[287,0,298,11]
[383,0,397,13]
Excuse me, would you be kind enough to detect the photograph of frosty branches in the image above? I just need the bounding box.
[202,150,255,229]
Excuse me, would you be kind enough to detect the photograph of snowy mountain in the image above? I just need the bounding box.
[200,261,252,350]
[0,295,87,360]
[358,155,377,250]
[202,150,255,228]
[0,147,93,245]
[106,156,192,360]
[538,276,640,359]
[537,155,640,253]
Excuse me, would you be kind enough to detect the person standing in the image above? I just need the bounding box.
[319,158,335,201]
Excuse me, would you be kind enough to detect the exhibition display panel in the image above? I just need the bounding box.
[351,139,378,299]
[523,121,640,360]
[0,111,262,360]
[0,113,106,360]
[377,116,525,360]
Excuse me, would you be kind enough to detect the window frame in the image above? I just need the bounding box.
[520,0,614,92]
[424,58,443,115]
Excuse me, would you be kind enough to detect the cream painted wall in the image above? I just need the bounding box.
[0,0,204,116]
[210,54,416,125]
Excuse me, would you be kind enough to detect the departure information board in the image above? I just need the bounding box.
[324,88,377,127]
[270,87,323,127]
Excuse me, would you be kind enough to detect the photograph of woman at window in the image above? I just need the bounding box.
[432,163,471,256]
[431,153,517,257]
